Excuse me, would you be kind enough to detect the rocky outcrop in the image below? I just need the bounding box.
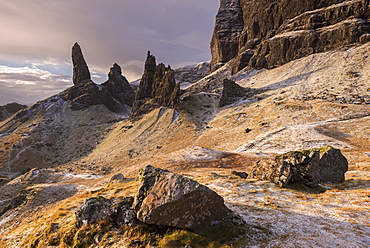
[250,146,348,187]
[211,0,370,73]
[131,52,180,119]
[102,63,135,107]
[133,165,232,229]
[219,79,253,107]
[0,102,27,122]
[72,42,91,85]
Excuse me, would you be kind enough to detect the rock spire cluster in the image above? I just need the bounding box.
[65,42,134,114]
[131,51,180,119]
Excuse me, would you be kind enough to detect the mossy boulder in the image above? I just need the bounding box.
[251,146,348,187]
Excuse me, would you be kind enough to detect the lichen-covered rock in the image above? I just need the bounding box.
[133,165,232,229]
[211,0,370,73]
[251,146,348,187]
[131,52,180,120]
[75,196,136,228]
[72,42,91,85]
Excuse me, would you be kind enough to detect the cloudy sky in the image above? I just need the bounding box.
[0,0,219,105]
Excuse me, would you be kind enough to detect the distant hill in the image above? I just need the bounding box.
[0,102,27,122]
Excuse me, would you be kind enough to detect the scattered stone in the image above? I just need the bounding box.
[133,165,232,229]
[250,146,348,187]
[232,171,248,179]
[245,128,252,133]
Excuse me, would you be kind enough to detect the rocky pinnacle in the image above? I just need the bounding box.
[72,42,91,85]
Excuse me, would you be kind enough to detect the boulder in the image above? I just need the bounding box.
[250,146,348,187]
[131,52,180,119]
[75,196,136,228]
[72,42,91,85]
[133,165,232,229]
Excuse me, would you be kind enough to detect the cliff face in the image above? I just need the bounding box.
[211,0,370,73]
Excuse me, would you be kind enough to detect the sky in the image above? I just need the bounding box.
[0,0,220,105]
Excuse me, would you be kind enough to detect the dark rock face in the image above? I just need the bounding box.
[131,52,180,119]
[72,42,91,85]
[210,0,244,71]
[102,63,135,107]
[219,79,253,107]
[75,196,136,228]
[250,146,348,187]
[0,102,27,122]
[133,165,232,229]
[211,0,370,73]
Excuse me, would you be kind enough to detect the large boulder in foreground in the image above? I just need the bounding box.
[133,165,232,229]
[251,146,348,187]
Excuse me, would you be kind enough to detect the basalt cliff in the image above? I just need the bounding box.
[211,0,370,73]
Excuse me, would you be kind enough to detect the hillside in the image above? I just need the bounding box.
[0,1,370,247]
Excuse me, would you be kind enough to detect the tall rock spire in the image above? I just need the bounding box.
[135,51,157,100]
[131,51,180,120]
[72,42,91,85]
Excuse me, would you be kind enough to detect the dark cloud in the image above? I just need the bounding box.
[0,0,219,105]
